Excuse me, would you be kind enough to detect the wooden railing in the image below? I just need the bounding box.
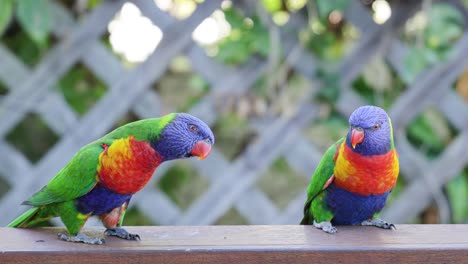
[1,225,467,263]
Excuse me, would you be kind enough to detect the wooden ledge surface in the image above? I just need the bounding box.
[1,225,467,263]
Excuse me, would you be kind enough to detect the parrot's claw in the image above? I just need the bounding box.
[58,232,105,245]
[361,218,396,230]
[105,227,141,240]
[313,220,337,234]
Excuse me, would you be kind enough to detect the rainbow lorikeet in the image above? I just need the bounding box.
[301,106,399,233]
[8,113,214,244]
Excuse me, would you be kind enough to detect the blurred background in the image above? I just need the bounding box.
[0,0,467,227]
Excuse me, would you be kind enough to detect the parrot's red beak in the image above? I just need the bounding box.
[190,140,212,160]
[351,128,364,149]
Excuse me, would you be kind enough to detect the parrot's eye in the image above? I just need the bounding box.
[188,124,198,133]
[371,122,381,130]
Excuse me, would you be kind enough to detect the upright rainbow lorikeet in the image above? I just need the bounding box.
[301,106,399,233]
[8,113,214,244]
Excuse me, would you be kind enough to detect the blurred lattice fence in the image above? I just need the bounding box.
[0,0,467,227]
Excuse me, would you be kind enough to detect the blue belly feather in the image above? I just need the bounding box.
[76,185,131,215]
[325,183,390,225]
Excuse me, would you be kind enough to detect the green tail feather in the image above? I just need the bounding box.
[7,207,40,227]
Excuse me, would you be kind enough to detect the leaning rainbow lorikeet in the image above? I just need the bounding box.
[301,106,399,233]
[8,113,214,244]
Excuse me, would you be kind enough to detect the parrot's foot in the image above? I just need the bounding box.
[361,218,396,230]
[58,232,105,245]
[105,227,140,240]
[313,220,337,234]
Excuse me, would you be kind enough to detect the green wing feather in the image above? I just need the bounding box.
[23,139,113,206]
[300,138,344,224]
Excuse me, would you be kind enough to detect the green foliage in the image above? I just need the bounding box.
[315,0,350,22]
[262,0,282,13]
[301,0,355,61]
[0,0,14,36]
[424,4,464,51]
[261,0,307,25]
[154,71,210,112]
[384,174,406,207]
[87,0,104,9]
[0,81,8,95]
[157,162,209,210]
[402,47,438,83]
[352,61,406,108]
[306,112,348,152]
[261,0,308,14]
[215,207,248,225]
[302,25,352,61]
[216,7,270,65]
[403,3,464,82]
[0,175,10,199]
[16,0,51,47]
[58,65,107,116]
[123,207,156,226]
[315,69,340,103]
[446,170,468,223]
[257,158,308,209]
[6,114,59,163]
[211,112,256,161]
[406,108,456,158]
[3,29,46,66]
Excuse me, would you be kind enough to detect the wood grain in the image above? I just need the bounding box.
[0,225,467,263]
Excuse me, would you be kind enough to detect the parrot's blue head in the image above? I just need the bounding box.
[152,113,215,161]
[346,105,393,156]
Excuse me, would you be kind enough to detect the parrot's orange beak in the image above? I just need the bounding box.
[190,140,212,160]
[351,128,364,149]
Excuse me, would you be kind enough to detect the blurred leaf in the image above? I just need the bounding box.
[216,38,250,64]
[157,162,209,210]
[446,171,468,223]
[16,0,51,47]
[189,75,210,91]
[262,0,282,13]
[0,0,14,36]
[0,81,8,95]
[385,174,406,206]
[215,208,249,225]
[352,75,374,104]
[406,110,446,157]
[307,113,348,151]
[250,18,270,56]
[257,158,308,209]
[362,55,392,92]
[302,24,352,61]
[286,0,307,12]
[402,47,438,83]
[425,3,463,51]
[211,113,255,160]
[316,0,350,21]
[123,207,155,226]
[3,30,44,66]
[6,113,59,163]
[223,7,245,29]
[58,65,107,115]
[315,69,340,103]
[217,8,270,65]
[88,0,103,9]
